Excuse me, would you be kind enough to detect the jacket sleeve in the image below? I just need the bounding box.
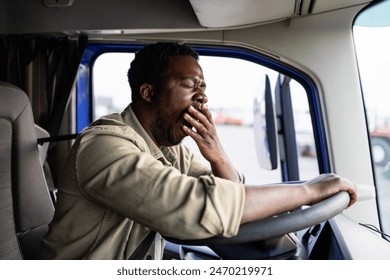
[76,132,245,240]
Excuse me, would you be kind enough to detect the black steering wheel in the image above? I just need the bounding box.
[164,191,350,246]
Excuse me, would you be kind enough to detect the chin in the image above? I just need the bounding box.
[165,134,182,146]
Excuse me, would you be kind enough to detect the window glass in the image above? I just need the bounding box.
[93,53,134,119]
[184,56,281,184]
[92,51,319,184]
[354,0,390,235]
[290,80,318,180]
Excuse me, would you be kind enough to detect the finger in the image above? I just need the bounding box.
[345,182,358,207]
[200,104,213,124]
[347,189,358,207]
[184,113,208,135]
[188,106,211,129]
[182,125,203,143]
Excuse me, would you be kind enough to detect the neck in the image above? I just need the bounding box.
[131,102,161,146]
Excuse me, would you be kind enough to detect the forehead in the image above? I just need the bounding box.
[166,55,204,79]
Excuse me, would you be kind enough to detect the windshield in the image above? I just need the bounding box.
[354,0,390,237]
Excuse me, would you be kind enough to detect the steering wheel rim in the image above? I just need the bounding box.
[164,191,350,246]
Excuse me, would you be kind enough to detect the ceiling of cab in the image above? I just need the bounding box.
[0,0,373,35]
[188,0,372,28]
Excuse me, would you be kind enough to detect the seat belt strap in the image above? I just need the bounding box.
[128,231,156,260]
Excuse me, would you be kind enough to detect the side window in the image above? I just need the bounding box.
[91,50,319,184]
[93,53,134,119]
[290,79,318,180]
[354,1,390,235]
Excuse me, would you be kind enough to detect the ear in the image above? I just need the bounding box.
[139,84,154,103]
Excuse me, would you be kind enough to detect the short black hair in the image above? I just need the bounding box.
[127,42,199,101]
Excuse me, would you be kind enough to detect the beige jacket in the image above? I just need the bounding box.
[41,104,245,259]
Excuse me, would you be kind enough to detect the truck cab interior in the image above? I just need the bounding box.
[1,0,390,260]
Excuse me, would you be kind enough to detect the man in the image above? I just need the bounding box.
[41,42,357,259]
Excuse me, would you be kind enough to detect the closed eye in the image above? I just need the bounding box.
[180,77,206,91]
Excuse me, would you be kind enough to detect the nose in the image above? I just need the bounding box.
[193,91,208,105]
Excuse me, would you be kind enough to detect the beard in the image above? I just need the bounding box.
[154,114,184,146]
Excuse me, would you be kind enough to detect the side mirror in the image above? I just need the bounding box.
[253,74,278,170]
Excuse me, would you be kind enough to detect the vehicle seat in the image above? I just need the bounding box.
[0,82,54,260]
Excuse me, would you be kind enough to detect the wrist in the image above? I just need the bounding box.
[302,183,317,205]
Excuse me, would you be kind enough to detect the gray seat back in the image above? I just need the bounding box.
[0,82,54,259]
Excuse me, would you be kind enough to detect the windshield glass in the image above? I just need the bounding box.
[354,0,390,236]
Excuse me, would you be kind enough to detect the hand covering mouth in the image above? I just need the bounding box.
[193,101,203,111]
[183,120,193,130]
